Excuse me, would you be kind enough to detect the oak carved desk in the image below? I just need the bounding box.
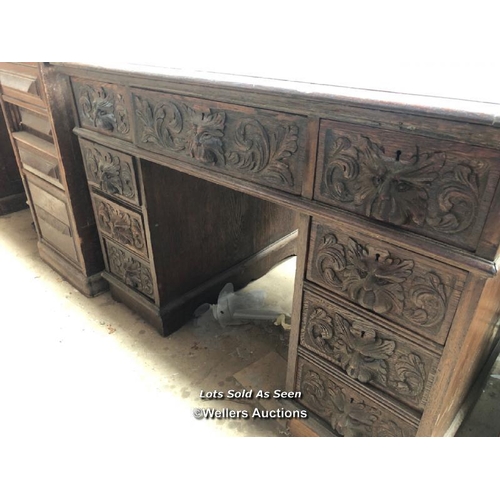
[52,63,500,437]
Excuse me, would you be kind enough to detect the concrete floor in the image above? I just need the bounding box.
[0,209,498,442]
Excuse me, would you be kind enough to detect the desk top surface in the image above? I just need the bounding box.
[54,62,500,127]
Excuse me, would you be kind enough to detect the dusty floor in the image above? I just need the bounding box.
[0,209,499,440]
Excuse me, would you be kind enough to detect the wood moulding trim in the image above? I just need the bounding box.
[1,93,47,116]
[74,126,498,278]
[286,214,312,393]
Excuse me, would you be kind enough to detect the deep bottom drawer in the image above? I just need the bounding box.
[296,357,419,437]
[104,238,155,300]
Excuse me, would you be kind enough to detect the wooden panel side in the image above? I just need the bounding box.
[41,65,104,276]
[418,272,500,436]
[140,159,299,304]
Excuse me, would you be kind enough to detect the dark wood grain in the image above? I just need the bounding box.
[417,272,500,436]
[41,65,105,277]
[140,159,299,303]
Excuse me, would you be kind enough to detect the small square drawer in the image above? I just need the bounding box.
[92,193,148,259]
[104,239,155,300]
[80,139,140,206]
[296,357,419,437]
[314,120,500,252]
[307,221,467,344]
[72,78,132,141]
[299,289,440,411]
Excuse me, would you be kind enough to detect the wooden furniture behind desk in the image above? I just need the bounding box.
[53,63,500,437]
[0,105,25,214]
[0,63,106,296]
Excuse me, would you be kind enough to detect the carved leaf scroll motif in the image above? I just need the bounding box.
[306,307,427,399]
[227,119,299,186]
[84,146,135,200]
[315,232,448,332]
[76,83,130,136]
[133,95,298,188]
[301,369,411,437]
[321,132,488,239]
[96,200,145,254]
[108,244,154,299]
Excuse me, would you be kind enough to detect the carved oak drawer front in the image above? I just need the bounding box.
[131,88,307,195]
[307,222,467,345]
[104,239,155,300]
[296,357,418,436]
[300,290,439,411]
[79,139,140,206]
[72,78,132,141]
[91,193,148,259]
[315,120,500,252]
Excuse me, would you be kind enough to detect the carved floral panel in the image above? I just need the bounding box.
[307,223,467,344]
[131,89,307,194]
[106,240,154,299]
[80,139,139,205]
[300,292,439,410]
[72,79,131,140]
[297,359,418,436]
[315,120,499,251]
[92,194,147,259]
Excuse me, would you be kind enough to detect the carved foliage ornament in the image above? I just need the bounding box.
[77,84,130,136]
[301,369,410,437]
[322,133,489,237]
[134,95,299,188]
[84,146,135,200]
[108,245,154,298]
[315,232,447,330]
[306,307,426,398]
[97,201,144,253]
